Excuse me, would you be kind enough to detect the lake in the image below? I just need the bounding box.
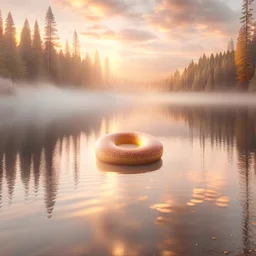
[0,89,256,256]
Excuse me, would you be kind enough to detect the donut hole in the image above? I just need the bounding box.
[114,135,141,148]
[118,144,139,149]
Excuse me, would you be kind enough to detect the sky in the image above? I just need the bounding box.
[0,0,253,81]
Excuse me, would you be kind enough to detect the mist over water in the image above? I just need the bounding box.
[0,84,134,128]
[139,91,256,107]
[1,82,256,130]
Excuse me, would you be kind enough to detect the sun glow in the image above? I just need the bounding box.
[15,27,22,45]
[79,35,121,75]
[90,5,105,17]
[113,242,125,256]
[72,0,84,7]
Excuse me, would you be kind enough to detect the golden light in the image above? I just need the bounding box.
[216,196,230,204]
[99,40,121,75]
[90,5,105,17]
[155,216,165,224]
[72,0,84,8]
[150,203,172,213]
[216,202,228,208]
[162,250,175,256]
[100,115,122,134]
[138,196,148,201]
[187,202,196,207]
[187,187,230,209]
[67,206,105,218]
[196,23,208,30]
[108,54,121,75]
[15,27,22,45]
[113,242,125,256]
[190,199,204,204]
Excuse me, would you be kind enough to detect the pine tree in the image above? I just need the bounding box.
[83,52,92,87]
[231,38,235,51]
[0,9,8,78]
[201,66,208,89]
[218,52,223,66]
[181,68,187,90]
[230,51,237,82]
[65,40,71,57]
[226,51,236,87]
[214,53,219,67]
[62,40,71,85]
[19,18,32,79]
[228,38,235,52]
[173,70,181,91]
[93,50,102,87]
[104,57,110,86]
[251,21,256,67]
[4,12,16,49]
[31,20,44,80]
[4,12,24,80]
[221,57,229,88]
[209,54,215,67]
[186,60,195,90]
[169,75,174,91]
[205,68,214,91]
[192,71,202,91]
[58,49,65,84]
[249,67,256,90]
[228,39,231,52]
[44,6,59,82]
[0,9,3,39]
[72,30,80,58]
[71,31,81,86]
[235,0,254,89]
[214,65,222,89]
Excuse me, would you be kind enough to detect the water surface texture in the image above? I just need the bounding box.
[0,91,256,256]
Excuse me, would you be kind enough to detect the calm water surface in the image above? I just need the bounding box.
[0,92,256,256]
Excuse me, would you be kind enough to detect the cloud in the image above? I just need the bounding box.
[146,0,239,36]
[81,29,116,40]
[55,0,142,21]
[81,31,101,39]
[103,29,117,39]
[87,24,107,31]
[119,29,158,42]
[81,28,158,43]
[137,40,205,55]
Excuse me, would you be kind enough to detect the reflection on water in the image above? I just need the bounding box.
[0,98,256,255]
[96,160,163,174]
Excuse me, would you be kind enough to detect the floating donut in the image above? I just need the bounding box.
[95,132,163,165]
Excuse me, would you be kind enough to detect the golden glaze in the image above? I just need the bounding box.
[95,132,163,165]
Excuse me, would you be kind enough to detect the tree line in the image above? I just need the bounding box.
[0,7,112,88]
[159,44,236,92]
[160,0,256,92]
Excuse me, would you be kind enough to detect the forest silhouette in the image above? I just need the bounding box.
[0,7,112,88]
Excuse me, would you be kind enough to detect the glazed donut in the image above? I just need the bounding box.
[95,132,163,165]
